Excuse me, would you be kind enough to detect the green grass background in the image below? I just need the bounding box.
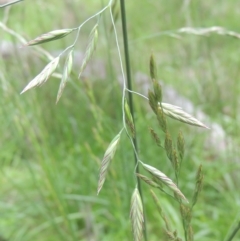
[1,0,240,240]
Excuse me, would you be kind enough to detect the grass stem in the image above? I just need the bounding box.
[119,1,147,240]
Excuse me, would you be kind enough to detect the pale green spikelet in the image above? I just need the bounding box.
[130,188,144,241]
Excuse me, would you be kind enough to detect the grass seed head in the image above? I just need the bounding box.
[150,54,157,80]
[130,188,144,241]
[21,56,60,94]
[142,163,188,203]
[97,131,121,195]
[56,49,73,103]
[25,29,73,46]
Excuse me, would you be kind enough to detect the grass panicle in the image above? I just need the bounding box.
[130,188,144,241]
[79,24,98,79]
[56,49,73,103]
[141,162,188,203]
[25,29,74,46]
[21,56,60,94]
[97,131,122,195]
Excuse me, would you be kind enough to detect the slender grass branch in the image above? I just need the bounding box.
[0,0,23,8]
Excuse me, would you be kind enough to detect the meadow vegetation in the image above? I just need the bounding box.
[1,0,240,240]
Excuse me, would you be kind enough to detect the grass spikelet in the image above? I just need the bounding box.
[164,131,173,162]
[148,90,158,114]
[161,103,209,129]
[141,162,188,203]
[149,127,161,147]
[172,148,179,178]
[130,188,144,241]
[157,107,167,133]
[21,56,60,94]
[153,79,162,103]
[165,230,175,240]
[79,24,98,79]
[124,99,135,137]
[25,29,73,46]
[56,49,73,103]
[150,54,157,80]
[192,165,203,208]
[97,131,121,195]
[177,131,185,161]
[136,173,161,189]
[150,190,171,231]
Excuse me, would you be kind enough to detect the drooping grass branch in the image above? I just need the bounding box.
[0,0,23,8]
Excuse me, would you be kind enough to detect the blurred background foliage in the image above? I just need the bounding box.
[0,0,240,240]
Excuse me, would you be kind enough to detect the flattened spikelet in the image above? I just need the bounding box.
[56,49,73,103]
[21,56,60,94]
[161,103,209,129]
[25,29,73,46]
[97,131,121,195]
[130,188,144,241]
[79,24,98,79]
[141,162,188,202]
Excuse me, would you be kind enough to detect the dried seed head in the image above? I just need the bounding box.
[150,54,157,80]
[148,90,158,114]
[124,99,135,138]
[21,56,60,94]
[164,131,173,162]
[157,107,167,133]
[130,188,144,241]
[141,162,188,202]
[177,131,185,161]
[79,24,98,79]
[25,29,73,46]
[56,49,73,103]
[97,131,121,195]
[149,127,161,147]
[152,79,162,103]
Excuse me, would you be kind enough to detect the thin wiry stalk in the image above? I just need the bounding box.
[0,0,23,8]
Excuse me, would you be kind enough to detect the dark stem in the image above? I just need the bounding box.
[226,221,240,241]
[119,1,147,241]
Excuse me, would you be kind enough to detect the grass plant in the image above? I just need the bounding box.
[1,1,240,241]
